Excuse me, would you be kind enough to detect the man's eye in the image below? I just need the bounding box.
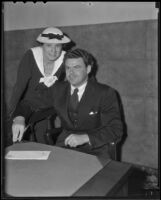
[74,66,80,69]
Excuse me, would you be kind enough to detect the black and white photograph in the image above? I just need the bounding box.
[2,2,159,198]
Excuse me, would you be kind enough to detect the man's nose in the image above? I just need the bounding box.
[68,68,75,74]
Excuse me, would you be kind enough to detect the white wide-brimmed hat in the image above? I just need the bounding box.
[37,27,71,44]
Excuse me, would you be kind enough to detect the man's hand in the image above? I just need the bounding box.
[12,116,25,142]
[65,134,90,147]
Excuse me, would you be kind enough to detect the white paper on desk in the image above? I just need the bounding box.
[5,151,51,160]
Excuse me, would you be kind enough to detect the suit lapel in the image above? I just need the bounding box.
[77,80,96,126]
[59,83,74,127]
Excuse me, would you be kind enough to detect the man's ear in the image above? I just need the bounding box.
[87,65,91,74]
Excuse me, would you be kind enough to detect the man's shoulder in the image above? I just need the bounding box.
[90,79,115,93]
[90,81,118,102]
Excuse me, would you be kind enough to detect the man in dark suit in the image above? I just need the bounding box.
[12,48,123,160]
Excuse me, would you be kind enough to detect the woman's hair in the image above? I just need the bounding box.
[63,48,94,68]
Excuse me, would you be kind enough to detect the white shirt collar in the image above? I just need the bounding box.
[71,81,88,101]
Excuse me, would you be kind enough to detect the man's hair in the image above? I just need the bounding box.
[63,48,94,67]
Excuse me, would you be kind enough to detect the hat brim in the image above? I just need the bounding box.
[37,35,71,44]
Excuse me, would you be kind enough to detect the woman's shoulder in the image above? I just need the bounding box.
[21,48,35,59]
[54,80,69,89]
[31,46,42,53]
[18,48,35,67]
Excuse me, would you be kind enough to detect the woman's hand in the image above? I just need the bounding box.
[12,116,26,142]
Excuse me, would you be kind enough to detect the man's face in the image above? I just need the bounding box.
[65,57,91,87]
[43,43,62,61]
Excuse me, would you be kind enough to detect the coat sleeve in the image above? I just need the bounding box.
[87,88,123,148]
[8,50,33,118]
[12,85,57,124]
[12,100,33,123]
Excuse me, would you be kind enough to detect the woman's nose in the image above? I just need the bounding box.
[51,47,56,53]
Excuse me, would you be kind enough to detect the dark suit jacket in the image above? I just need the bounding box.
[14,79,123,158]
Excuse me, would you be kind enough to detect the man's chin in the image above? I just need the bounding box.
[70,82,81,87]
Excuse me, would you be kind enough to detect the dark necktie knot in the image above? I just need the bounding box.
[73,88,78,95]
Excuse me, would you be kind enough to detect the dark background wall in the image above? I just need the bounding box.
[4,19,158,168]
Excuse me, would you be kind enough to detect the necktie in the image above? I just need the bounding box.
[69,88,79,111]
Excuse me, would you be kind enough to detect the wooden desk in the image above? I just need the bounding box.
[4,142,132,197]
[73,159,132,196]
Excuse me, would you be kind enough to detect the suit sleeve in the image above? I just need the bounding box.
[8,50,33,118]
[87,88,123,148]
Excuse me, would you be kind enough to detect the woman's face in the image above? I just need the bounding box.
[42,43,62,61]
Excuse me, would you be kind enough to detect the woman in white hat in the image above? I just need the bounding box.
[9,27,71,143]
